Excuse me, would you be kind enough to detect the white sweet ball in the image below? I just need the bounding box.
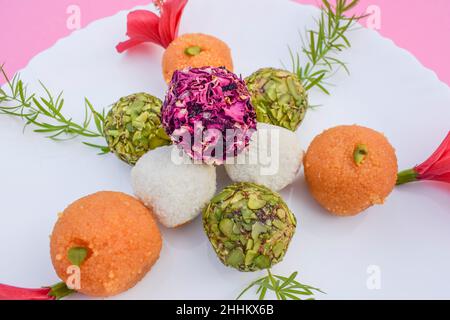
[131,146,216,228]
[225,123,303,191]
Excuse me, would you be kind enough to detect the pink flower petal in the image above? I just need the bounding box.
[117,0,187,52]
[415,132,450,183]
[0,284,54,300]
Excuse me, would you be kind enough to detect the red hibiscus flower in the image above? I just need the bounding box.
[0,282,73,300]
[397,131,450,185]
[116,0,188,53]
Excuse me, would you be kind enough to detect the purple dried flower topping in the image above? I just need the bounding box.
[161,67,257,165]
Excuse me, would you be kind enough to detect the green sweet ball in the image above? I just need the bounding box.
[203,182,297,272]
[245,68,308,131]
[104,93,171,165]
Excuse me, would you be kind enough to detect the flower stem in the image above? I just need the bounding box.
[396,168,418,185]
[48,282,75,300]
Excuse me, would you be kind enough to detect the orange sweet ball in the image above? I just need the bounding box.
[50,191,162,297]
[304,125,398,216]
[162,33,233,83]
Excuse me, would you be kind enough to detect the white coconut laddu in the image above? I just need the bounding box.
[225,123,303,191]
[131,146,217,228]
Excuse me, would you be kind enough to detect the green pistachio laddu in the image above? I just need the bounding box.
[245,68,308,131]
[203,182,296,272]
[104,93,171,165]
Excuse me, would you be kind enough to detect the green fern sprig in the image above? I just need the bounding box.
[0,65,109,154]
[237,270,324,300]
[290,0,366,94]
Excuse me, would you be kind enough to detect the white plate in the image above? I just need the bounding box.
[1,0,450,300]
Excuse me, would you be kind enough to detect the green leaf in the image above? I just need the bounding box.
[284,288,313,296]
[258,278,269,300]
[321,0,332,12]
[315,82,331,95]
[305,73,326,92]
[236,275,266,300]
[31,97,51,117]
[86,98,104,135]
[282,292,301,300]
[83,141,110,152]
[279,271,298,289]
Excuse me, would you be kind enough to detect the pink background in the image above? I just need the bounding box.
[1,0,449,86]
